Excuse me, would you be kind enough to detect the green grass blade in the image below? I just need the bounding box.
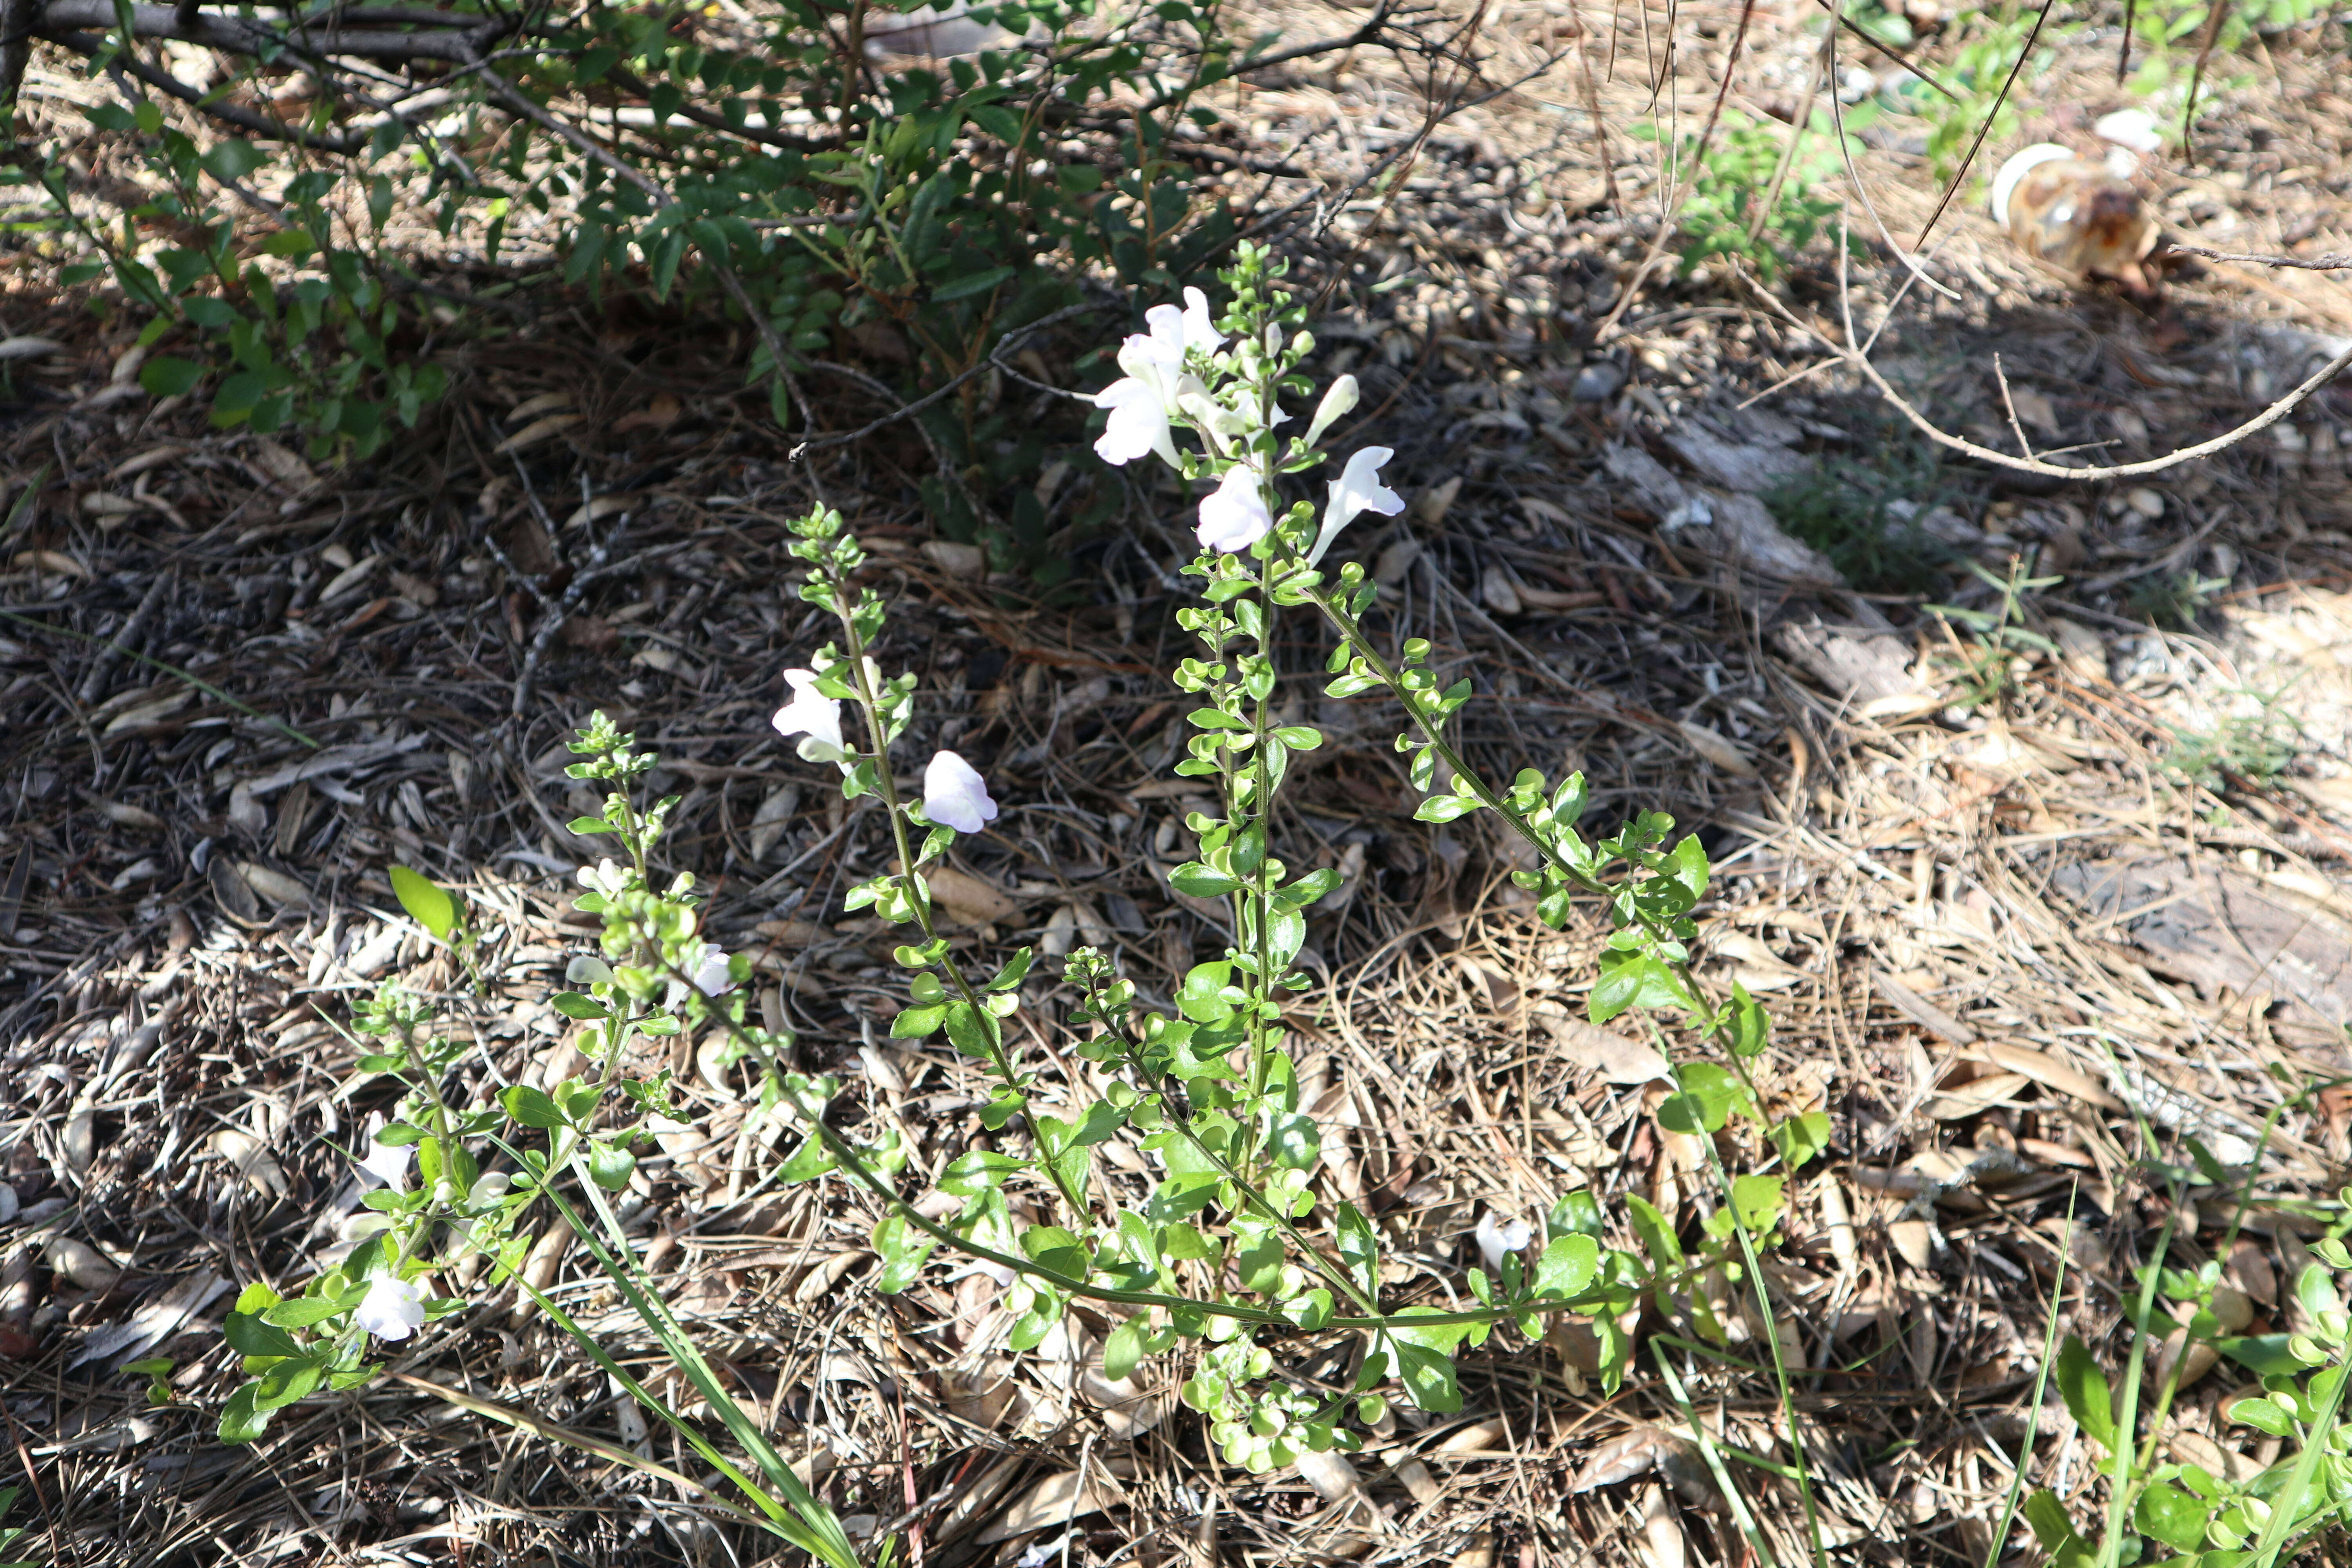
[1983,1183,2076,1568]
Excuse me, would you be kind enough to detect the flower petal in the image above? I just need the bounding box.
[923,750,1000,835]
[1308,446,1405,565]
[1195,463,1273,554]
[354,1272,427,1341]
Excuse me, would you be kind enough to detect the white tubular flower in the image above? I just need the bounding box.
[771,668,853,768]
[1093,291,1225,467]
[664,941,738,1007]
[1094,371,1183,468]
[1307,446,1406,566]
[923,750,1000,834]
[1196,462,1274,554]
[356,1123,411,1194]
[354,1271,428,1341]
[1178,285,1223,353]
[1474,1210,1533,1275]
[1304,374,1359,449]
[576,858,628,898]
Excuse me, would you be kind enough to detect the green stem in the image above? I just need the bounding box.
[823,565,1092,1219]
[1291,579,1613,902]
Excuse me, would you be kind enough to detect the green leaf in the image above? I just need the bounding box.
[891,1004,947,1039]
[551,991,608,1020]
[586,1141,637,1191]
[873,1212,938,1294]
[1385,1332,1463,1413]
[1534,1234,1600,1299]
[202,139,267,180]
[2215,1334,2307,1377]
[2055,1335,2116,1453]
[2228,1394,2292,1437]
[218,1381,272,1442]
[939,1150,1024,1195]
[931,265,1015,302]
[1768,1111,1833,1169]
[389,864,457,940]
[501,1085,567,1129]
[1169,862,1243,898]
[1413,795,1473,823]
[140,356,203,397]
[224,1309,301,1359]
[1728,1173,1786,1233]
[942,1001,998,1059]
[1336,1202,1378,1296]
[1658,1063,1748,1134]
[2135,1481,2213,1553]
[260,1293,355,1329]
[1103,1319,1145,1381]
[1721,983,1771,1058]
[2023,1490,2082,1551]
[261,226,316,260]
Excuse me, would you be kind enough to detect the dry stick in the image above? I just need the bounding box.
[1747,23,1828,248]
[1591,0,1762,344]
[1804,0,1960,100]
[2167,240,2352,272]
[1823,0,1958,302]
[2178,0,2232,157]
[42,31,366,151]
[1912,0,2055,247]
[1991,352,2038,462]
[1748,238,2352,481]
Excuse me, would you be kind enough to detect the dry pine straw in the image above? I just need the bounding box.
[8,4,2352,1567]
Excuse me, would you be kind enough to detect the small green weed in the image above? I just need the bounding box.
[1763,428,1964,595]
[1633,107,1868,282]
[1927,556,2062,708]
[2129,570,2230,630]
[2164,687,2305,788]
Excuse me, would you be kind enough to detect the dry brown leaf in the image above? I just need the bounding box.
[1925,1071,2031,1121]
[973,1468,1124,1545]
[497,413,586,454]
[1533,1004,1668,1083]
[44,1237,123,1292]
[1677,720,1757,777]
[926,865,1020,925]
[204,1128,287,1199]
[1982,1042,2123,1112]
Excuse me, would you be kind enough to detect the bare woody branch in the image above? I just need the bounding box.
[1744,254,2352,483]
[33,0,500,61]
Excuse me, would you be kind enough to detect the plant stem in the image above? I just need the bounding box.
[822,564,1092,1219]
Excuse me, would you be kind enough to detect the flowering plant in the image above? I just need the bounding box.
[211,247,1833,1555]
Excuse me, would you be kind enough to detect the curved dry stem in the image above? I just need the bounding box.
[1746,264,2352,481]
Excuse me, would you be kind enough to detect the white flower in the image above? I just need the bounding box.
[355,1122,411,1194]
[1307,446,1406,565]
[575,858,628,898]
[923,750,999,834]
[664,941,738,1007]
[771,668,853,767]
[1474,1210,1533,1275]
[1196,461,1274,554]
[1178,285,1223,353]
[354,1271,428,1341]
[1304,374,1359,449]
[1092,289,1225,468]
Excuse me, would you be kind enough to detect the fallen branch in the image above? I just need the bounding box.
[47,31,367,151]
[2167,241,2352,273]
[1743,239,2352,482]
[34,0,494,60]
